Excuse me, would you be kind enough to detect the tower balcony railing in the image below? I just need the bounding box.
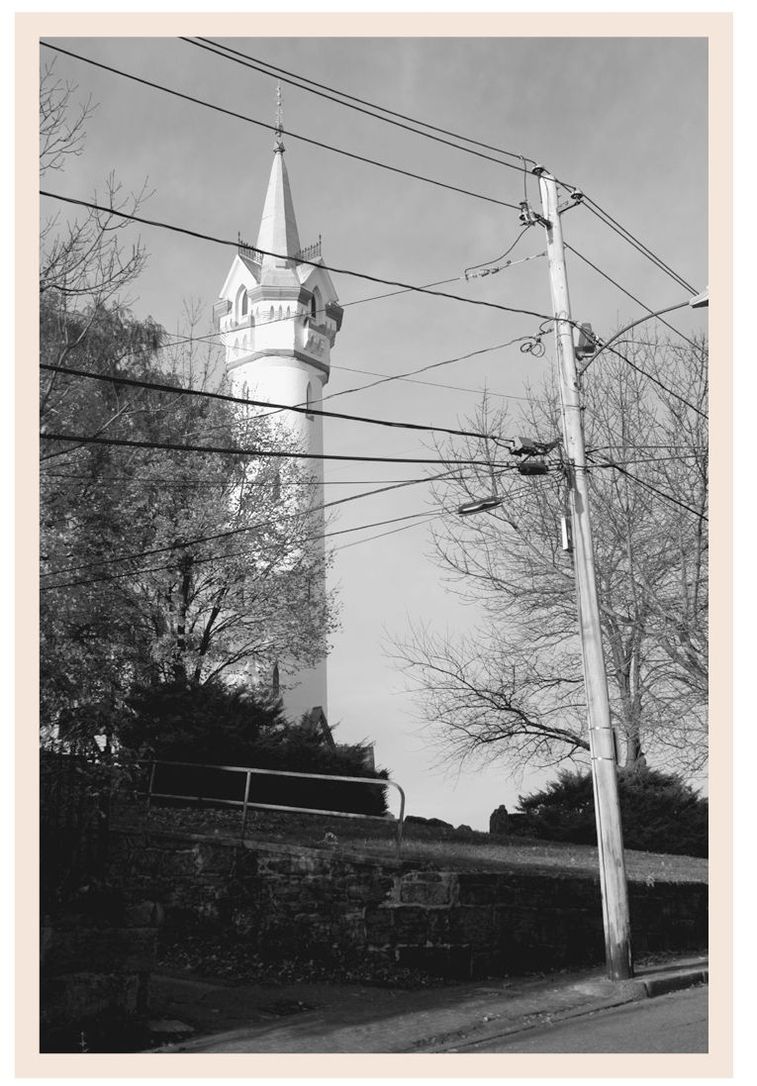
[237,234,264,269]
[295,236,322,264]
[237,233,322,267]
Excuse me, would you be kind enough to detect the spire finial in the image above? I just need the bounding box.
[274,80,284,152]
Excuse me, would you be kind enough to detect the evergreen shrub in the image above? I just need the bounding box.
[120,679,388,815]
[515,766,708,857]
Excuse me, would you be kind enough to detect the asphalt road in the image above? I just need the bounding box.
[447,985,708,1053]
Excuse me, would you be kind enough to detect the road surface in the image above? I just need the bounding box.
[447,985,708,1053]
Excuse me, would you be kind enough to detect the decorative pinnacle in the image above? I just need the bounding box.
[274,80,284,151]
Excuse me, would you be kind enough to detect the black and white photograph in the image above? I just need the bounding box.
[21,10,730,1072]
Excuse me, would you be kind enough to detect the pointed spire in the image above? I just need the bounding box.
[255,83,301,275]
[274,80,284,153]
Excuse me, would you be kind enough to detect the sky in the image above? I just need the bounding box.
[38,31,709,830]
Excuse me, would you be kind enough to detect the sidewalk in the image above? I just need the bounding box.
[148,953,708,1053]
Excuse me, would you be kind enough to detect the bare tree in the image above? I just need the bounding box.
[393,335,708,778]
[39,61,151,425]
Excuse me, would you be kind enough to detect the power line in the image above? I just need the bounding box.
[190,37,699,298]
[564,242,700,351]
[589,453,703,467]
[45,271,543,409]
[319,336,539,407]
[189,37,699,299]
[144,323,550,407]
[40,190,557,325]
[40,42,520,213]
[42,456,541,581]
[41,469,460,579]
[588,454,708,521]
[41,470,461,489]
[187,37,531,171]
[598,341,707,419]
[581,198,697,294]
[333,515,441,553]
[43,192,696,422]
[40,362,494,442]
[42,41,698,316]
[40,430,516,468]
[41,507,444,591]
[587,443,707,453]
[43,474,543,586]
[330,363,549,404]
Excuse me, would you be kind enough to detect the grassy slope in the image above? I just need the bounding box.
[139,804,708,884]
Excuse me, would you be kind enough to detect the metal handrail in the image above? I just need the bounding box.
[142,758,406,854]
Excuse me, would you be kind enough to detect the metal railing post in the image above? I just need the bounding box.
[393,782,406,857]
[240,769,252,840]
[145,760,157,813]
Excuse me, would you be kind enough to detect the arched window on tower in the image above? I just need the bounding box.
[236,286,248,323]
[310,287,322,322]
[305,381,314,420]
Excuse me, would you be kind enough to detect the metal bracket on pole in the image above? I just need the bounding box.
[589,727,618,761]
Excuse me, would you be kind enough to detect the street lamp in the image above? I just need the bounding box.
[579,297,705,376]
[457,495,504,516]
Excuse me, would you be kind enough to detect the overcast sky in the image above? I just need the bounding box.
[40,33,708,829]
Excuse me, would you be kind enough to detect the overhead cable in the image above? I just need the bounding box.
[40,363,494,442]
[564,242,700,351]
[588,454,708,521]
[41,469,460,579]
[39,430,515,469]
[42,508,443,591]
[40,190,558,326]
[40,42,520,212]
[598,342,707,419]
[42,41,698,302]
[190,37,699,296]
[581,198,697,294]
[186,37,531,171]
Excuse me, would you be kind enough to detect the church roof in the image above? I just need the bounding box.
[255,140,302,283]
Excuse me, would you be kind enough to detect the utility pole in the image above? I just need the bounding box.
[533,167,633,981]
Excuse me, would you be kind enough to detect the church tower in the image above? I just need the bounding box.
[213,110,343,722]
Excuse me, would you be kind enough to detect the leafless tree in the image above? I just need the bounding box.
[393,335,708,779]
[39,61,151,422]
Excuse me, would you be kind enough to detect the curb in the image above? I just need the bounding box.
[423,964,709,1053]
[571,962,708,1003]
[637,965,708,998]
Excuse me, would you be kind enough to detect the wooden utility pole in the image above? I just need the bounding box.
[533,167,633,980]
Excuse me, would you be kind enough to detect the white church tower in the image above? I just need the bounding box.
[213,108,343,723]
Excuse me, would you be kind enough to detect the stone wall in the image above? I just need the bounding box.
[107,825,708,981]
[40,758,161,1048]
[40,896,161,1048]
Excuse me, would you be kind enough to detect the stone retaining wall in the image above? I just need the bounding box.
[107,825,707,981]
[40,897,161,1045]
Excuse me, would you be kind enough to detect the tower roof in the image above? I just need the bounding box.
[255,141,302,279]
